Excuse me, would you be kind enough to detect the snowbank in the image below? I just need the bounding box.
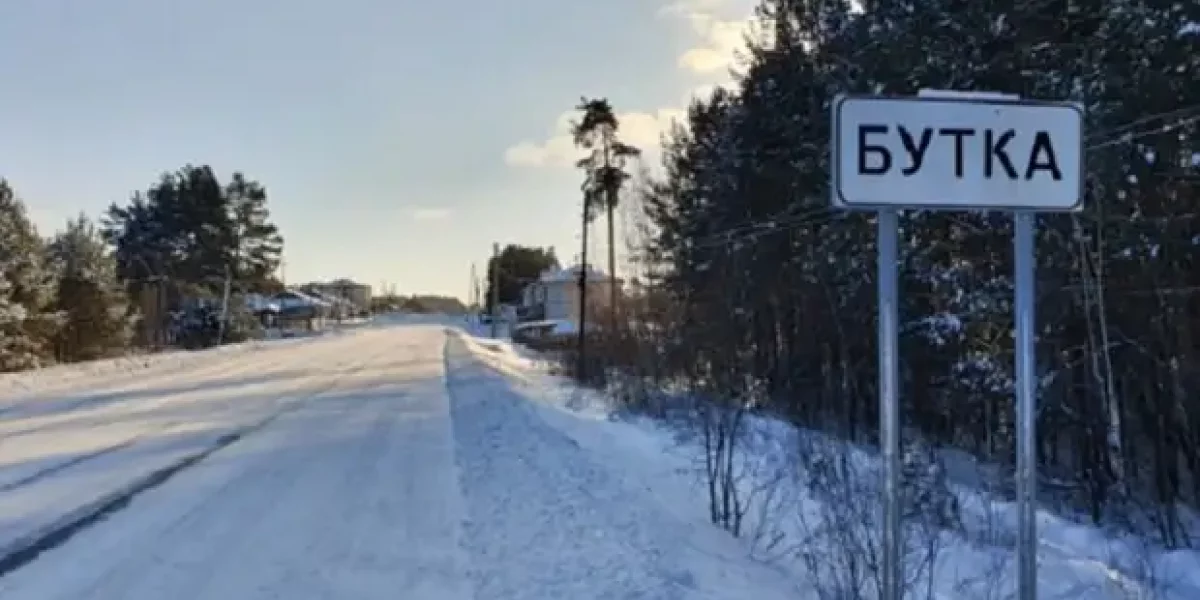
[451,330,610,419]
[453,327,1200,599]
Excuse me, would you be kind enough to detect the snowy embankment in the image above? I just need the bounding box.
[445,335,802,599]
[452,328,1200,599]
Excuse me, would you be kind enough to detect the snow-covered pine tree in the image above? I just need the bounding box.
[226,172,283,293]
[0,269,43,372]
[0,180,59,372]
[47,214,135,363]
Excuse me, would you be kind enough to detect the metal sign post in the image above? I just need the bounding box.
[830,90,1083,600]
[1013,211,1038,600]
[876,208,901,600]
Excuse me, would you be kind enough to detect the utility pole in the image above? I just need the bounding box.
[158,276,168,348]
[474,275,483,322]
[603,138,619,338]
[577,187,591,379]
[217,264,232,345]
[490,243,500,338]
[469,263,478,309]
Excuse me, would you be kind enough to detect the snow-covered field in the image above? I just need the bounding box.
[0,317,801,599]
[458,331,1200,599]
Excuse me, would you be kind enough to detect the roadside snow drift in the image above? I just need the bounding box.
[450,328,1200,600]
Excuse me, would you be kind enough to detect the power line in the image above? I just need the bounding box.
[659,108,1200,254]
[1087,112,1200,152]
[1084,103,1200,146]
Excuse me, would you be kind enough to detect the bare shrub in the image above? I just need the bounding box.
[674,378,758,535]
[791,432,961,600]
[951,488,1016,600]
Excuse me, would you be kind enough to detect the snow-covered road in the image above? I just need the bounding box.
[0,323,796,599]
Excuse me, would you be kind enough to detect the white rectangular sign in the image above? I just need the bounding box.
[831,95,1083,211]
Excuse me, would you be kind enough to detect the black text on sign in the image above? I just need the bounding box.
[832,96,1083,211]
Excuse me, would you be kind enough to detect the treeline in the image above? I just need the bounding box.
[372,294,467,314]
[0,165,284,372]
[575,0,1200,543]
[483,244,559,314]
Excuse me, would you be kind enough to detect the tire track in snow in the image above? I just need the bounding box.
[0,348,269,421]
[0,327,374,423]
[57,386,389,598]
[0,369,321,496]
[0,346,392,579]
[0,331,379,494]
[0,340,371,496]
[0,430,244,579]
[0,440,138,494]
[0,335,348,427]
[0,347,261,417]
[168,381,399,600]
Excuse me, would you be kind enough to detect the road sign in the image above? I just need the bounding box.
[832,95,1084,211]
[831,90,1086,600]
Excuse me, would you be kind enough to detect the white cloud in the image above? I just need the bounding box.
[658,0,726,17]
[684,83,722,105]
[504,0,753,169]
[677,9,754,76]
[410,208,451,221]
[678,48,730,74]
[504,107,685,168]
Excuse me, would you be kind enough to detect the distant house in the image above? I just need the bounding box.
[519,265,619,325]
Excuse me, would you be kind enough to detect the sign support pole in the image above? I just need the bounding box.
[833,90,1078,600]
[1014,211,1038,600]
[877,208,901,600]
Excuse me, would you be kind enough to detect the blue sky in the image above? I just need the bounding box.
[0,0,751,299]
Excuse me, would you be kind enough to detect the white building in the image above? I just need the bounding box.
[520,265,619,325]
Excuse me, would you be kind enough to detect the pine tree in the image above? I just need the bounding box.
[484,245,559,314]
[572,98,641,328]
[103,165,286,348]
[0,270,42,372]
[226,172,283,293]
[0,180,59,371]
[47,215,135,363]
[174,165,237,294]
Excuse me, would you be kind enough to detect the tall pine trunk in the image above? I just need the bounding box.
[578,194,590,379]
[607,198,617,334]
